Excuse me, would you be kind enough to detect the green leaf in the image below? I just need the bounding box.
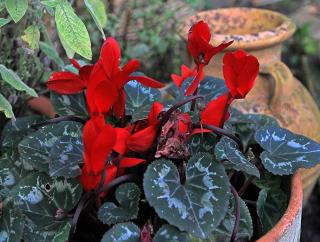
[0,64,38,97]
[5,0,28,23]
[21,25,40,50]
[257,186,289,235]
[49,136,83,178]
[39,42,64,67]
[215,137,260,177]
[214,196,253,241]
[98,183,140,225]
[41,0,60,8]
[18,121,83,172]
[11,172,82,227]
[101,222,140,242]
[144,153,230,239]
[55,1,92,60]
[187,134,217,156]
[125,79,161,122]
[52,222,71,242]
[154,224,190,242]
[228,113,278,150]
[169,76,227,109]
[0,93,14,119]
[255,125,320,175]
[0,203,24,242]
[0,17,11,28]
[50,92,88,119]
[1,116,45,149]
[84,0,107,39]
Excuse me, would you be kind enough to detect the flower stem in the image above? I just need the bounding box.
[230,185,240,242]
[31,115,87,128]
[218,92,233,128]
[238,175,256,196]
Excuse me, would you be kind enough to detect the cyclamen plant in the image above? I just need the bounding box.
[1,20,320,242]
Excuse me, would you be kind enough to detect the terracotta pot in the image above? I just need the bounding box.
[178,7,320,203]
[258,171,302,242]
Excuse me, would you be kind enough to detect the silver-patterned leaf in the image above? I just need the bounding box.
[50,92,88,119]
[0,203,24,242]
[98,183,140,225]
[18,121,83,172]
[154,224,189,242]
[49,136,83,178]
[255,125,320,175]
[11,172,82,227]
[187,134,217,156]
[125,79,161,122]
[144,153,230,239]
[101,222,140,242]
[215,137,260,177]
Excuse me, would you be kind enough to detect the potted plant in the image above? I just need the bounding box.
[0,20,317,242]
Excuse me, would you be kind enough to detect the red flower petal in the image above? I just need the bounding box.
[191,128,212,135]
[113,89,126,118]
[100,37,121,79]
[47,72,85,94]
[119,157,145,168]
[171,65,196,88]
[185,65,204,96]
[148,102,163,125]
[130,76,165,88]
[80,164,117,191]
[116,59,140,88]
[127,125,157,153]
[223,50,259,99]
[69,58,81,69]
[114,128,130,155]
[204,41,233,64]
[79,65,94,85]
[201,93,231,127]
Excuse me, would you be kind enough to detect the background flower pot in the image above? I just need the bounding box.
[258,171,302,242]
[178,7,320,203]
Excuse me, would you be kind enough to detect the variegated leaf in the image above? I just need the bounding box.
[255,125,320,175]
[187,134,217,156]
[125,79,161,122]
[101,222,140,242]
[49,136,83,178]
[98,183,140,225]
[144,153,230,239]
[11,172,82,227]
[0,203,24,242]
[154,224,189,242]
[215,137,260,177]
[50,92,88,119]
[18,121,83,172]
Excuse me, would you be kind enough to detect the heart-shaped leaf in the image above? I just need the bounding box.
[18,121,83,172]
[101,222,140,242]
[11,172,82,227]
[98,183,140,225]
[228,113,278,150]
[255,125,320,175]
[0,202,24,242]
[1,116,45,150]
[215,137,260,177]
[144,153,230,239]
[257,186,290,235]
[50,92,88,119]
[187,134,217,157]
[169,76,227,106]
[154,224,190,242]
[125,79,161,122]
[214,196,253,241]
[49,136,84,178]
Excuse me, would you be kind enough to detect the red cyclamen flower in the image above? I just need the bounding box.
[200,93,232,128]
[47,59,93,94]
[86,37,164,118]
[223,50,259,99]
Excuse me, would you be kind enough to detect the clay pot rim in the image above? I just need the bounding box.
[178,7,296,51]
[257,170,302,242]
